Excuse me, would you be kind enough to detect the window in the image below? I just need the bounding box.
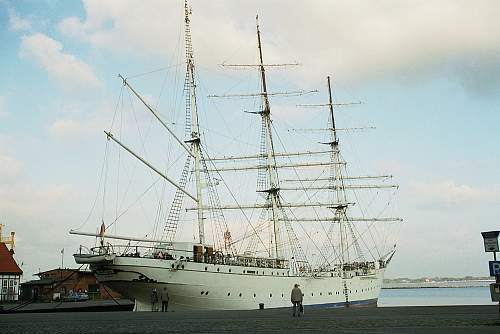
[217,268,220,272]
[269,293,272,297]
[229,269,231,273]
[205,267,207,271]
[201,291,205,295]
[228,293,231,296]
[239,293,242,297]
[253,293,256,297]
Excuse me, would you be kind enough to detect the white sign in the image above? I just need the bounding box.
[482,231,500,252]
[484,238,499,252]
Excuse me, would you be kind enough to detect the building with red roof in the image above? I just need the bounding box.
[0,242,23,301]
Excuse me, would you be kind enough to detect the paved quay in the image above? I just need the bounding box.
[1,305,499,333]
[0,299,134,313]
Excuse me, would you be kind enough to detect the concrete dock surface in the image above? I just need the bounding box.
[1,305,499,333]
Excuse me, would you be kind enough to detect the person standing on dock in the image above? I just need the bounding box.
[161,291,169,312]
[291,283,303,317]
[151,288,159,312]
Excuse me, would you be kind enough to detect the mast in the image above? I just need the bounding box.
[326,76,348,264]
[256,16,281,258]
[184,1,205,245]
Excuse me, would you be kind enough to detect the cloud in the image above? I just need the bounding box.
[55,0,500,94]
[0,181,82,276]
[7,7,31,32]
[19,33,101,90]
[50,119,84,139]
[407,180,499,209]
[57,16,87,40]
[49,100,114,140]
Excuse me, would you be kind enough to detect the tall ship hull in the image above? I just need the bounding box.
[76,247,386,311]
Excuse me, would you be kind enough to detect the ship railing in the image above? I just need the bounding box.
[341,261,380,276]
[85,245,289,269]
[311,261,379,277]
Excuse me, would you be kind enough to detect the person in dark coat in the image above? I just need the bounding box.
[151,288,159,312]
[161,291,169,312]
[290,283,303,317]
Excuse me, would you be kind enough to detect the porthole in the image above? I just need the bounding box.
[281,293,284,297]
[201,291,204,295]
[205,267,207,271]
[217,268,220,272]
[228,292,231,296]
[229,269,232,273]
[243,270,246,274]
[271,272,273,275]
[256,271,259,274]
[270,293,272,297]
[320,292,322,296]
[254,293,256,298]
[311,293,314,296]
[205,291,209,295]
[239,293,242,297]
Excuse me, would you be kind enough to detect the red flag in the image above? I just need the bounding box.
[99,222,106,237]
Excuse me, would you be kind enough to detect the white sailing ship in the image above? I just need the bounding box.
[72,1,402,311]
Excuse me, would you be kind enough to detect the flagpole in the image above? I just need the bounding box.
[61,248,64,269]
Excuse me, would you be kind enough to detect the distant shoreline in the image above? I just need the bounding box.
[383,280,494,289]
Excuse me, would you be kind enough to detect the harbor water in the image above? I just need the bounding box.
[379,286,496,307]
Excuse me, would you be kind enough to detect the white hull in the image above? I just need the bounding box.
[90,256,384,311]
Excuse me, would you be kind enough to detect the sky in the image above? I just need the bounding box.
[1,0,500,280]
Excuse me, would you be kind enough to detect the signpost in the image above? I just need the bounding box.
[490,261,500,277]
[482,231,500,317]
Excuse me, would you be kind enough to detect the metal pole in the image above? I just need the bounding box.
[494,252,498,320]
[497,274,500,318]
